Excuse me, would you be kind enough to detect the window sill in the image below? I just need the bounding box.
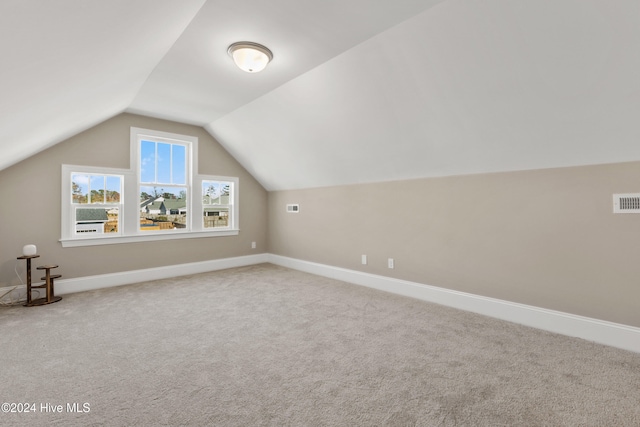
[60,229,240,248]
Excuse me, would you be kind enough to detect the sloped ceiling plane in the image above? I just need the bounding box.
[2,0,638,190]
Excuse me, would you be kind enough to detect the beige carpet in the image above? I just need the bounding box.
[1,263,639,426]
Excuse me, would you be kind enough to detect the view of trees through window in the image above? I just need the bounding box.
[72,174,121,204]
[71,174,121,234]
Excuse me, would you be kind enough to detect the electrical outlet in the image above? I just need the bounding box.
[388,258,394,269]
[251,241,256,249]
[361,255,367,265]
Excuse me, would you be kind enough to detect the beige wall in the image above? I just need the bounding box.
[0,113,267,283]
[4,112,639,329]
[268,162,640,328]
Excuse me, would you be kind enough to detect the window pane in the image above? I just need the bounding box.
[157,143,171,184]
[75,207,117,234]
[106,176,121,203]
[140,140,156,183]
[203,182,220,204]
[90,175,105,204]
[140,186,187,231]
[72,174,89,204]
[172,145,186,185]
[105,208,119,233]
[140,186,153,201]
[220,183,231,198]
[204,207,229,228]
[203,181,232,205]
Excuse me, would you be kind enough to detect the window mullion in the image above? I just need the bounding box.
[154,142,158,183]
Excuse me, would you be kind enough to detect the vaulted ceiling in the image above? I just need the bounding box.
[2,0,639,190]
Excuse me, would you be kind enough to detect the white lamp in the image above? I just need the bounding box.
[228,42,273,73]
[22,244,37,256]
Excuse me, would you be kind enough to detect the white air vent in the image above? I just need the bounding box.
[286,204,300,213]
[613,193,640,213]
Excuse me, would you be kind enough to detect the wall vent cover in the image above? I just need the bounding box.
[613,193,640,213]
[286,204,300,213]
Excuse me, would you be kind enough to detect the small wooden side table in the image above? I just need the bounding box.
[16,254,39,306]
[34,265,63,306]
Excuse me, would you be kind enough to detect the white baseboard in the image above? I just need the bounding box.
[267,254,640,354]
[28,252,640,354]
[55,253,269,295]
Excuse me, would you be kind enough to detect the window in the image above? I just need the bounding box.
[138,138,189,232]
[60,127,239,247]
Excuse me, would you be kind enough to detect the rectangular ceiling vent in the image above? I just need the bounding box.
[613,193,640,213]
[286,204,300,213]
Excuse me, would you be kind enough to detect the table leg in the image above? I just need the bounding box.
[26,258,32,306]
[45,270,52,303]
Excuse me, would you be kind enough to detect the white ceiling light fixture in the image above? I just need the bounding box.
[228,42,273,73]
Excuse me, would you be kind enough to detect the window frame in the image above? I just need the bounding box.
[199,176,239,231]
[62,165,128,241]
[59,128,240,247]
[135,130,192,234]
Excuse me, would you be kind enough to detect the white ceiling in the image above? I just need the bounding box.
[2,0,640,190]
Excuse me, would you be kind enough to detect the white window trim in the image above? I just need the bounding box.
[61,164,130,242]
[132,127,195,234]
[60,128,240,248]
[198,175,239,231]
[60,229,240,248]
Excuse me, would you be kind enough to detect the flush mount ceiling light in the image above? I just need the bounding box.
[228,42,273,73]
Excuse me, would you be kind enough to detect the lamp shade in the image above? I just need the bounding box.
[228,42,273,73]
[22,244,37,256]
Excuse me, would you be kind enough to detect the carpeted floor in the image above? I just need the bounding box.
[1,263,639,426]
